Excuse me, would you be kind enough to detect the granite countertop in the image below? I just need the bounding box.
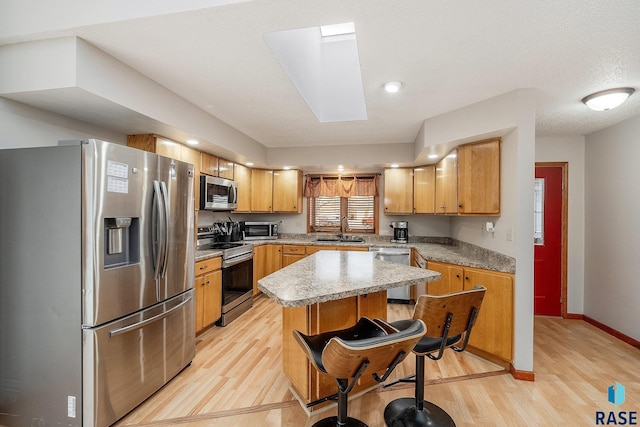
[194,234,516,274]
[258,250,440,307]
[195,249,223,262]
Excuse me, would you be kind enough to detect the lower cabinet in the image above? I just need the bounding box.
[282,245,306,267]
[253,244,283,296]
[195,257,222,334]
[422,259,513,363]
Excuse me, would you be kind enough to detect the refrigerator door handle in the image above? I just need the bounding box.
[159,181,170,278]
[108,296,192,338]
[152,180,167,282]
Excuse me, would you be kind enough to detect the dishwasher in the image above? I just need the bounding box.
[369,246,411,303]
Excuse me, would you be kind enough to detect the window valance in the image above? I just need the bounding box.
[303,175,379,198]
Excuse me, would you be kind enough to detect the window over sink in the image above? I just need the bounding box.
[304,174,379,234]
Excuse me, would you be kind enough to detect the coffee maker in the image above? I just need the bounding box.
[390,221,409,243]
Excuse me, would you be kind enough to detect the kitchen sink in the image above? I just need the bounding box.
[313,236,366,243]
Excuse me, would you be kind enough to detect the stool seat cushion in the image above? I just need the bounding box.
[390,319,462,355]
[298,317,388,373]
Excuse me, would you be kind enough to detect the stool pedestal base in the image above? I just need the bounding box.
[384,397,455,427]
[312,415,368,427]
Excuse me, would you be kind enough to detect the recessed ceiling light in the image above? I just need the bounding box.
[246,162,254,166]
[283,166,291,170]
[428,154,438,159]
[320,22,355,37]
[337,164,344,171]
[582,87,635,111]
[186,139,199,145]
[384,81,404,93]
[390,164,399,168]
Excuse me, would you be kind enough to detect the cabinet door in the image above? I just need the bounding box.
[252,245,266,296]
[218,158,234,180]
[463,268,513,361]
[180,145,201,211]
[233,164,251,213]
[435,153,458,214]
[195,275,205,333]
[273,170,302,213]
[384,168,413,214]
[457,139,500,214]
[201,152,219,176]
[265,244,283,275]
[251,169,273,212]
[155,137,182,159]
[202,270,222,328]
[282,254,305,267]
[413,166,435,214]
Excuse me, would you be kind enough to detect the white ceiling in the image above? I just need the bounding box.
[2,0,640,154]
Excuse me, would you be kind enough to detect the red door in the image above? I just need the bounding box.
[534,166,562,316]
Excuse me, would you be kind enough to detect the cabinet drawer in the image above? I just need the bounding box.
[195,257,222,276]
[283,245,306,255]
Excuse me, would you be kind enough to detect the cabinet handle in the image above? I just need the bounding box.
[465,276,470,281]
[456,274,461,279]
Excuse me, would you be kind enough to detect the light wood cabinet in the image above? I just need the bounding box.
[273,169,303,213]
[457,139,501,215]
[233,163,251,213]
[419,258,513,362]
[195,257,222,334]
[201,152,219,176]
[435,151,458,214]
[217,158,234,180]
[251,169,273,212]
[384,168,413,214]
[413,166,436,214]
[462,267,513,361]
[127,134,201,210]
[253,244,283,296]
[282,245,306,267]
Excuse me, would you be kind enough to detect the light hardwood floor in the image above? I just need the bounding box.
[114,295,640,427]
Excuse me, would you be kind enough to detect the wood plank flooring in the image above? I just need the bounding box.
[114,296,640,427]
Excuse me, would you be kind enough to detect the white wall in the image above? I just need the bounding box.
[418,89,537,372]
[535,136,585,314]
[584,115,640,341]
[0,97,125,149]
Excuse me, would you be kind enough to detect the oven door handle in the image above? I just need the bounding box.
[222,252,254,268]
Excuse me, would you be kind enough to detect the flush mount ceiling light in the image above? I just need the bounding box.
[186,139,199,145]
[384,81,404,93]
[582,87,635,111]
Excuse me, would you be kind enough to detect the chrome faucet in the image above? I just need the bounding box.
[339,216,348,238]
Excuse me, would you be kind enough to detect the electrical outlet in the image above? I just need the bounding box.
[506,228,513,241]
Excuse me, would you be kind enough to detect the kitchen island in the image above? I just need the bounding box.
[258,250,440,410]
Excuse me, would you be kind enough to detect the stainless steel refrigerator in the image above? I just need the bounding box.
[0,139,195,427]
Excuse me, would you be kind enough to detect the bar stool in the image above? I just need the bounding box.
[383,286,486,427]
[294,317,426,427]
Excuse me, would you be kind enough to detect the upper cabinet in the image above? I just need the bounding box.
[218,158,234,180]
[249,169,303,213]
[435,151,458,215]
[273,170,303,213]
[127,134,201,210]
[413,166,436,214]
[384,168,413,214]
[233,163,251,213]
[457,139,500,215]
[201,153,219,176]
[383,138,501,216]
[250,169,274,212]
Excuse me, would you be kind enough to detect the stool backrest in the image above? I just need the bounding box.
[322,319,426,380]
[413,286,486,338]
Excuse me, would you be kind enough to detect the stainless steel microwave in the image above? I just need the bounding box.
[200,175,237,211]
[240,221,278,241]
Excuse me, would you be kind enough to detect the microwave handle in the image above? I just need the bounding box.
[231,183,237,204]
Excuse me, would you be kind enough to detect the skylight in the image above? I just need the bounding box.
[263,22,367,123]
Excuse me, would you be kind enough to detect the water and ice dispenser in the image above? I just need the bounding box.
[105,217,140,268]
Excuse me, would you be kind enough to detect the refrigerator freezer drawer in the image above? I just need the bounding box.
[83,290,195,427]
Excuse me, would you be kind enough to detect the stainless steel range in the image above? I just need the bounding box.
[198,228,254,326]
